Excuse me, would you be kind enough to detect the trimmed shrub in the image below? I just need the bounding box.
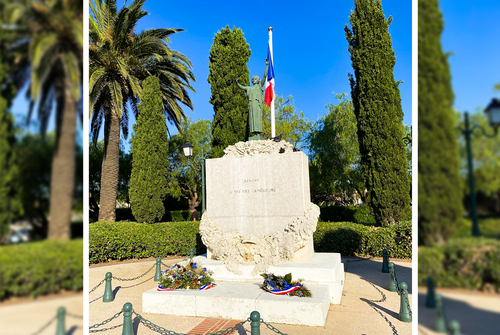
[319,205,411,226]
[418,238,500,291]
[114,208,193,222]
[0,239,83,300]
[453,218,500,239]
[90,221,411,263]
[315,221,411,258]
[89,222,205,263]
[319,206,376,225]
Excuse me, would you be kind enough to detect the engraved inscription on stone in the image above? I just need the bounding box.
[205,151,310,236]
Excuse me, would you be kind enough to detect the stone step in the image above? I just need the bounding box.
[142,281,330,326]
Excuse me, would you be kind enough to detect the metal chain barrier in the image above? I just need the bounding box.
[118,276,154,289]
[393,270,412,319]
[90,295,104,304]
[89,310,123,330]
[30,316,57,335]
[134,309,249,335]
[89,324,123,333]
[112,263,155,281]
[66,312,83,319]
[261,319,289,335]
[90,278,106,294]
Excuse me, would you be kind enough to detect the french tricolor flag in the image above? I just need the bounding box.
[264,39,275,107]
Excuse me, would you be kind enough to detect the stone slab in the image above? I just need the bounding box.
[193,252,344,304]
[142,281,330,326]
[205,151,311,236]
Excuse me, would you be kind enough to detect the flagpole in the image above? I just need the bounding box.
[268,26,275,138]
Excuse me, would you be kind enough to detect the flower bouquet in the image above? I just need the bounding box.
[158,258,215,291]
[260,273,312,297]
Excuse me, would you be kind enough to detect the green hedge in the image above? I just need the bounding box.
[89,222,205,263]
[90,221,411,263]
[314,221,412,258]
[453,218,500,239]
[115,208,194,222]
[319,205,412,226]
[418,237,500,291]
[0,239,83,300]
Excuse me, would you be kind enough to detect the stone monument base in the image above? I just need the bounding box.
[142,253,344,326]
[142,281,330,326]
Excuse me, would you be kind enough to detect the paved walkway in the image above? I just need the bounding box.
[89,256,412,335]
[0,294,84,335]
[417,288,500,335]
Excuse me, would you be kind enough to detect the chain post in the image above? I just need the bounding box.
[55,307,65,335]
[250,311,261,335]
[398,282,411,322]
[122,303,133,335]
[154,258,162,282]
[426,276,436,308]
[189,248,194,259]
[103,272,114,302]
[388,262,397,292]
[448,320,461,335]
[382,249,389,273]
[435,294,447,333]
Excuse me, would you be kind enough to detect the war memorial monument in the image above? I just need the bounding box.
[143,53,344,326]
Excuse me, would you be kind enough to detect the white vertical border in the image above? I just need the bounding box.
[412,0,418,334]
[83,0,90,331]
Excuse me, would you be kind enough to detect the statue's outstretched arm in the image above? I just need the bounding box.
[234,78,247,91]
[261,59,269,86]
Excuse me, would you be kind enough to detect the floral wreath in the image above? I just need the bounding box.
[260,273,311,297]
[158,258,215,291]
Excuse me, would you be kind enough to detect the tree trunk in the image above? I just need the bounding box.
[98,108,120,222]
[48,76,76,239]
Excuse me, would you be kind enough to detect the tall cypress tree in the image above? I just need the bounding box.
[345,0,411,226]
[129,76,169,223]
[208,25,251,158]
[0,28,19,238]
[418,0,462,245]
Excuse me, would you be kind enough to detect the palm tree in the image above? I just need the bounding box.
[1,0,83,239]
[89,0,195,222]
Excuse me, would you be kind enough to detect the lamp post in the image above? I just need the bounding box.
[181,141,209,214]
[457,99,500,236]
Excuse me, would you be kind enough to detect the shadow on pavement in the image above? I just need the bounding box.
[418,292,500,335]
[66,326,79,335]
[343,257,412,294]
[360,298,399,320]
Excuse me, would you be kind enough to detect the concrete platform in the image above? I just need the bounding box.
[193,252,344,304]
[142,281,330,326]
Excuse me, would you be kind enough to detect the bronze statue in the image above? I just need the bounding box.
[235,59,269,140]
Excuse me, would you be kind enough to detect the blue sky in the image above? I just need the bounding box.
[440,0,500,115]
[111,0,412,148]
[11,0,413,148]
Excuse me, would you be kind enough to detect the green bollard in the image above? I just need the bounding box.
[122,302,133,335]
[426,276,436,308]
[448,320,461,335]
[382,249,389,273]
[388,262,397,292]
[435,294,447,333]
[398,282,412,322]
[154,258,162,282]
[103,272,114,302]
[189,248,194,259]
[55,306,65,335]
[250,311,261,335]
